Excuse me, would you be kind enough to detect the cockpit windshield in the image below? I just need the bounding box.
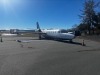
[60,29,68,33]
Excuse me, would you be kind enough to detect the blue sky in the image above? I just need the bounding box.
[0,0,99,29]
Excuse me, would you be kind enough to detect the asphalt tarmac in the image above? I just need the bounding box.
[0,37,100,75]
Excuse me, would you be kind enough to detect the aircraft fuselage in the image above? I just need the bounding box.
[41,29,75,40]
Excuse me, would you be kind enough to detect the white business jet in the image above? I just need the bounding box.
[35,22,75,42]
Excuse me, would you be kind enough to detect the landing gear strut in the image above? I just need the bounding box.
[39,34,42,40]
[69,40,73,43]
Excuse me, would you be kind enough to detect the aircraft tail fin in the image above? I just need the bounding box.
[36,22,42,40]
[36,22,40,30]
[36,22,41,32]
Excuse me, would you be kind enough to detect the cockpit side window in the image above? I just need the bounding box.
[60,30,67,33]
[58,31,60,33]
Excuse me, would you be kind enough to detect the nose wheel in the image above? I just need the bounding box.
[69,40,73,43]
[39,34,42,40]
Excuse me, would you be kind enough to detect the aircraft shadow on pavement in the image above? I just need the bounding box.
[30,38,82,46]
[56,40,82,46]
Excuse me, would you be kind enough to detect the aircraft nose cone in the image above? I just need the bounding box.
[71,34,75,39]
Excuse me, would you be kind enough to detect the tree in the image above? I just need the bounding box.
[78,23,87,31]
[79,0,99,34]
[92,12,100,29]
[97,12,100,29]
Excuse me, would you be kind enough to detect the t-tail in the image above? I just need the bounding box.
[36,22,40,30]
[36,22,42,40]
[36,22,42,32]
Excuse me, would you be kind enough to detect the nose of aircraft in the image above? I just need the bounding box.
[70,34,75,39]
[73,34,76,38]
